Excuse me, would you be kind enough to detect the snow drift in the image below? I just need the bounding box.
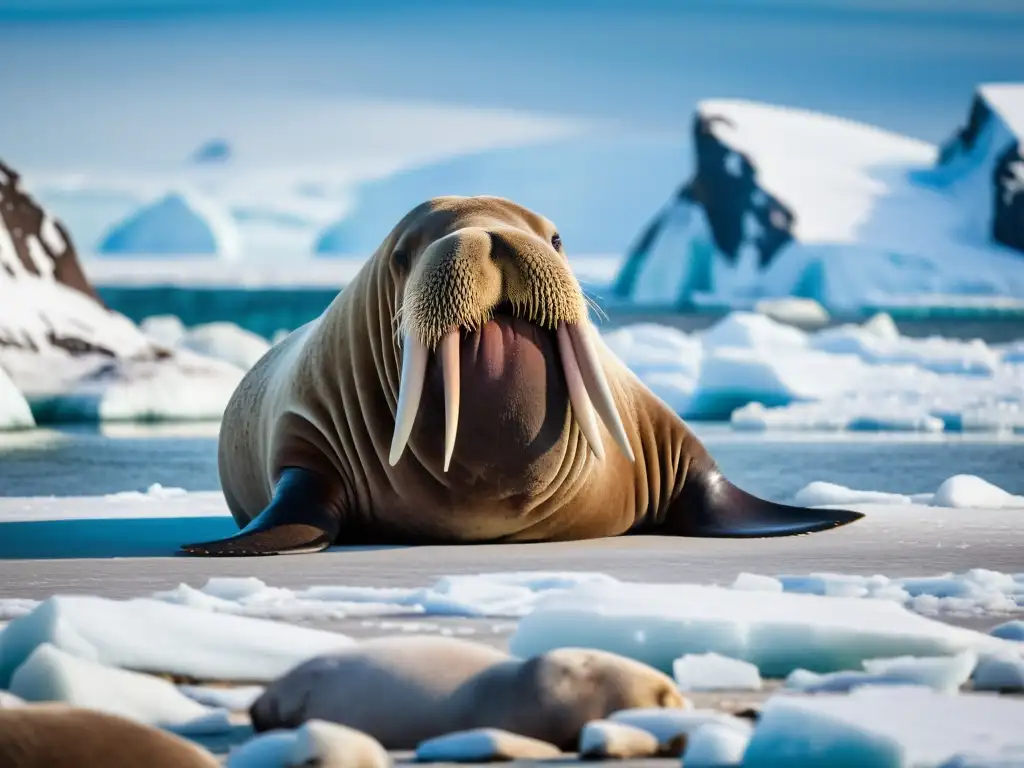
[0,161,244,424]
[613,85,1024,312]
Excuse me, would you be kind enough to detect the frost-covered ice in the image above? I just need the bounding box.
[683,722,752,768]
[179,684,265,711]
[0,366,34,431]
[8,643,229,733]
[673,653,763,692]
[617,90,1024,311]
[742,686,1024,768]
[414,728,561,762]
[793,475,1024,510]
[97,191,242,259]
[602,311,1024,431]
[784,649,977,694]
[0,595,354,686]
[990,620,1024,641]
[509,581,1017,677]
[178,322,272,372]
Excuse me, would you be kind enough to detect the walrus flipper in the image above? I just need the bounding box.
[180,468,344,556]
[665,469,864,538]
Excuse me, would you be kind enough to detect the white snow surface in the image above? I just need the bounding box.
[672,652,763,692]
[620,93,1024,311]
[793,476,1024,510]
[0,273,244,423]
[0,595,354,687]
[8,643,229,733]
[509,581,1019,677]
[603,311,1024,431]
[96,190,242,258]
[741,686,1024,768]
[683,723,752,768]
[0,366,34,431]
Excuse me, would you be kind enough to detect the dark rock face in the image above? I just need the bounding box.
[613,110,795,300]
[937,93,993,166]
[993,141,1024,255]
[0,159,101,303]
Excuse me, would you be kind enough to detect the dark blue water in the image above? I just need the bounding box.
[2,425,1020,502]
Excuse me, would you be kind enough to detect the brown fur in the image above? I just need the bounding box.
[249,636,686,750]
[0,705,219,768]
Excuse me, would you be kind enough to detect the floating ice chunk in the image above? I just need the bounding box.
[8,643,225,732]
[578,720,663,759]
[414,728,561,762]
[730,573,783,592]
[179,322,272,372]
[226,730,297,768]
[683,722,752,768]
[673,653,763,691]
[754,297,830,328]
[509,581,1013,677]
[972,652,1024,692]
[179,684,265,711]
[105,482,189,501]
[0,599,40,621]
[785,650,977,694]
[140,315,186,347]
[0,691,24,708]
[0,366,34,431]
[699,312,808,350]
[931,475,1024,509]
[741,686,1024,768]
[609,709,747,752]
[793,481,912,507]
[989,620,1024,641]
[0,596,354,686]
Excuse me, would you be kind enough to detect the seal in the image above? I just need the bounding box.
[0,705,220,767]
[247,635,687,750]
[182,195,862,556]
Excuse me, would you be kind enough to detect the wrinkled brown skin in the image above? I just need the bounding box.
[185,195,861,556]
[0,706,220,768]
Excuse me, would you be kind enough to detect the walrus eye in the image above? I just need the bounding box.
[551,233,562,251]
[393,249,410,271]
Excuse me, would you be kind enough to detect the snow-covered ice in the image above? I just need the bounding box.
[682,722,752,768]
[8,643,229,733]
[578,720,663,759]
[177,321,272,372]
[784,649,978,694]
[989,620,1024,641]
[0,691,25,708]
[793,476,1024,510]
[0,595,354,686]
[672,652,763,692]
[509,581,1017,677]
[179,684,265,711]
[608,708,749,749]
[0,365,34,431]
[96,190,242,259]
[741,686,1024,768]
[414,728,561,762]
[140,314,187,347]
[603,311,1024,432]
[971,652,1024,693]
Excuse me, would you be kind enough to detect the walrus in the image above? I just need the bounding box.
[182,195,862,556]
[247,635,687,750]
[0,705,219,768]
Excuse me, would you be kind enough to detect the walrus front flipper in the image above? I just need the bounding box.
[180,468,344,556]
[664,468,864,538]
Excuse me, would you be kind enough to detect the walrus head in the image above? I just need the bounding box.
[383,195,634,473]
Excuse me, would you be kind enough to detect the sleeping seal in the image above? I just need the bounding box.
[183,195,861,556]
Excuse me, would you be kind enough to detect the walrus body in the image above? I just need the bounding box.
[248,636,686,750]
[0,706,219,768]
[184,195,861,556]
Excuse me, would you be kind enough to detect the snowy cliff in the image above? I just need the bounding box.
[0,161,243,424]
[613,86,1024,312]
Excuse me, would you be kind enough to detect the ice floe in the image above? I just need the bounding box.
[971,652,1024,693]
[783,649,978,694]
[0,595,354,686]
[578,720,663,759]
[608,708,750,750]
[603,311,1024,432]
[673,652,764,692]
[8,643,228,733]
[683,722,752,768]
[414,728,561,762]
[793,475,1024,510]
[741,686,1024,768]
[0,366,34,431]
[989,620,1024,641]
[179,684,265,711]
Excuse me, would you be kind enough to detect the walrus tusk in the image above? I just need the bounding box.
[556,324,605,461]
[565,322,636,462]
[438,329,461,472]
[389,331,429,466]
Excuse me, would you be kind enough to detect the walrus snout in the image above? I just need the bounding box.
[390,225,634,471]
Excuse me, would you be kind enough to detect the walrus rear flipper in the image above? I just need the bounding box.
[180,468,343,556]
[666,469,864,538]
